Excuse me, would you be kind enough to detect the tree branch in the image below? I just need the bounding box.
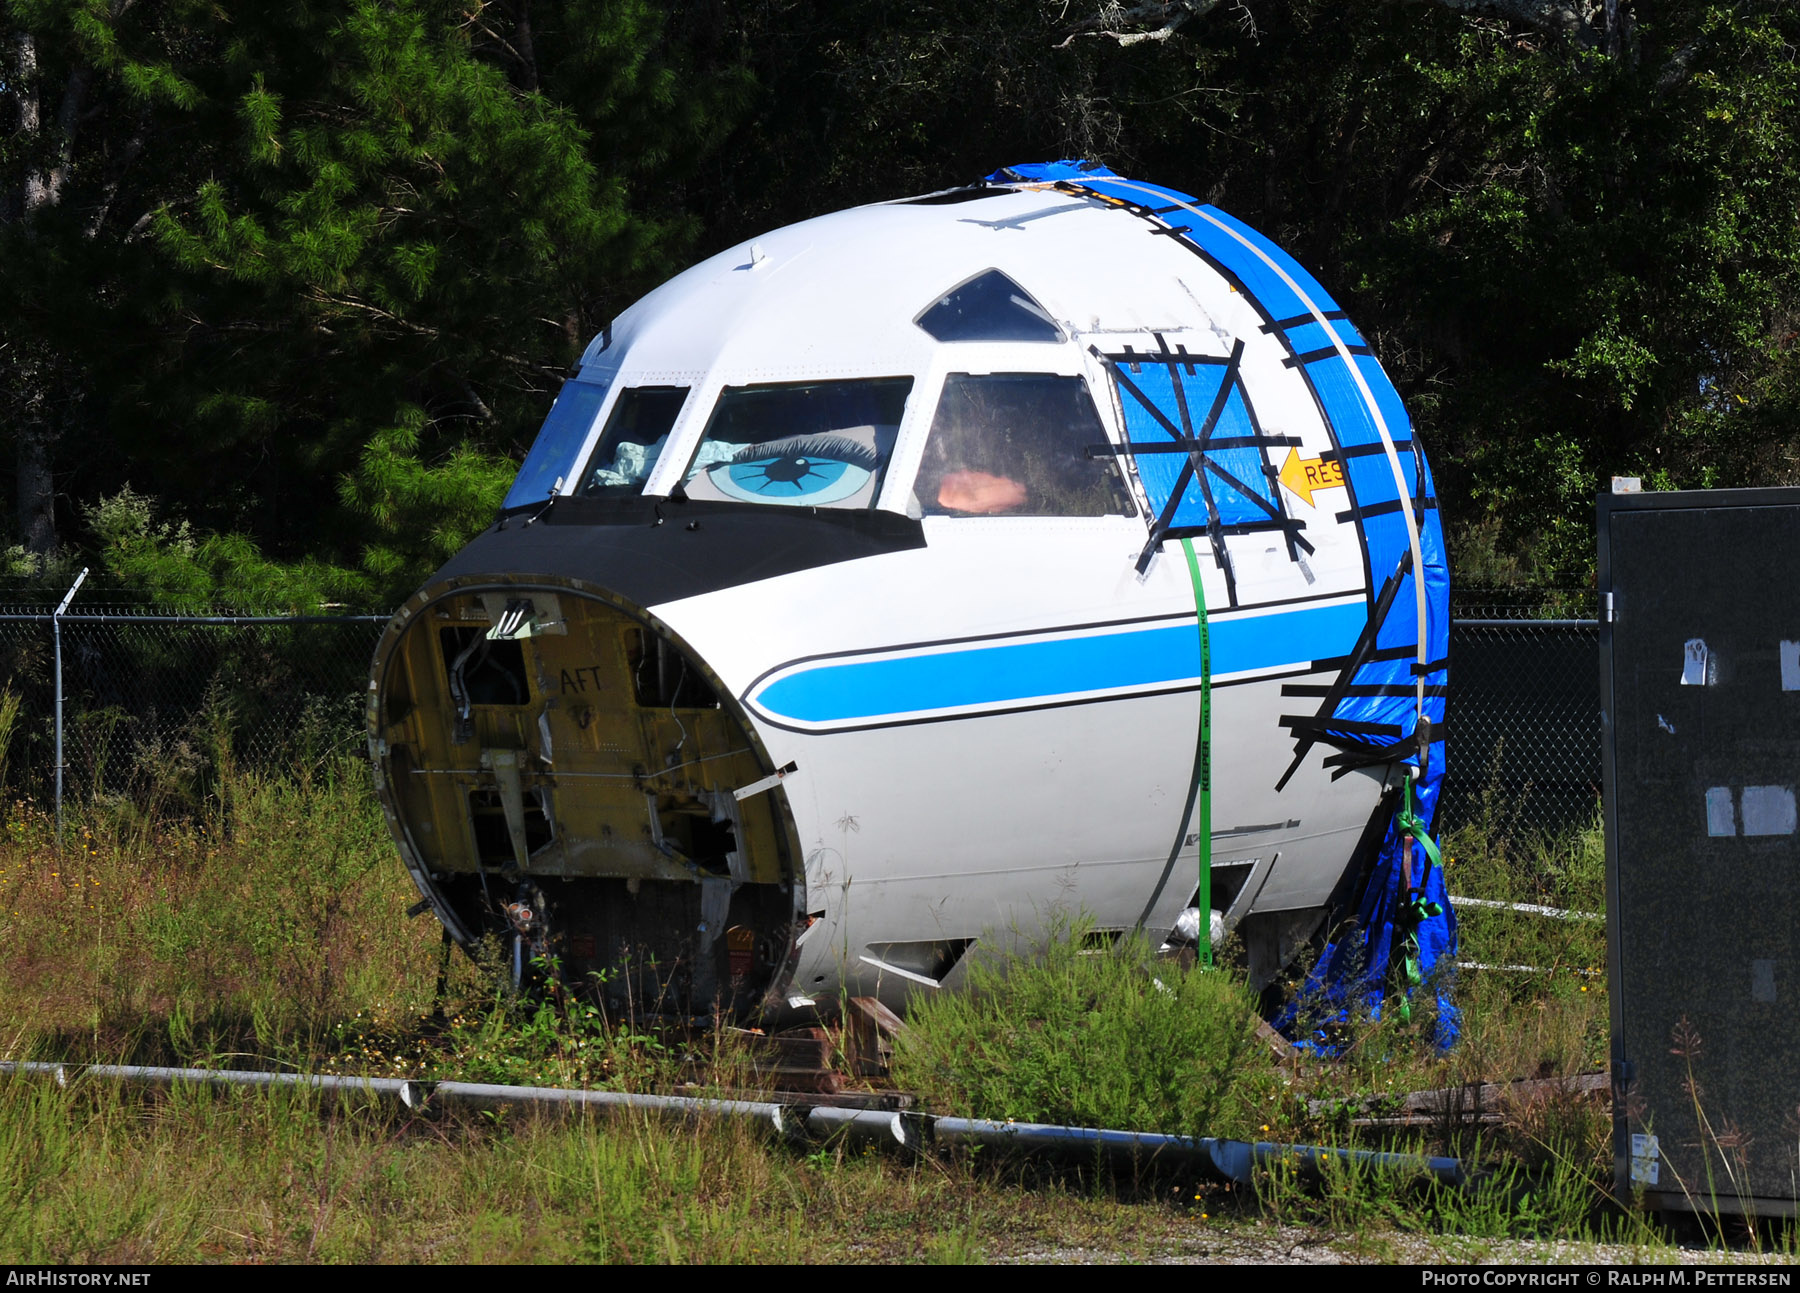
[85,125,147,239]
[1428,0,1600,46]
[1056,0,1223,50]
[1068,0,1632,52]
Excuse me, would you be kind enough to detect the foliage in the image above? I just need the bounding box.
[698,1,1800,583]
[892,920,1279,1140]
[81,486,361,610]
[1,0,736,602]
[7,1,1800,591]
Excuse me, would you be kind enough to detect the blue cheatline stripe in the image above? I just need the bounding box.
[749,600,1368,726]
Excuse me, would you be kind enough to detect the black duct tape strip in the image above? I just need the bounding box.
[1164,520,1307,539]
[1335,496,1438,525]
[1098,348,1189,441]
[1307,642,1422,674]
[1274,549,1414,792]
[1327,440,1415,462]
[1102,350,1230,374]
[1279,715,1405,739]
[1262,309,1350,332]
[1410,656,1450,677]
[1318,719,1448,771]
[1284,345,1375,368]
[1326,753,1394,779]
[1092,435,1302,455]
[1282,682,1448,699]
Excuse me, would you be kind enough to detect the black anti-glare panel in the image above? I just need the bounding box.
[1601,487,1800,1214]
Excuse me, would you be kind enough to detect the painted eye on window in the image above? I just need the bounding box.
[705,434,879,506]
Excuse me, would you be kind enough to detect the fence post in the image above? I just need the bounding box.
[52,567,89,852]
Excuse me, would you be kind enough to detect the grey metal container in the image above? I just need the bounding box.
[1600,484,1800,1217]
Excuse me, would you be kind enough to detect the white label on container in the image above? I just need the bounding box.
[1782,641,1800,692]
[1753,959,1778,1003]
[1631,1134,1661,1185]
[1706,786,1737,837]
[1683,639,1710,686]
[1742,785,1797,836]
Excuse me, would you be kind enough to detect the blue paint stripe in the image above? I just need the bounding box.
[751,601,1369,725]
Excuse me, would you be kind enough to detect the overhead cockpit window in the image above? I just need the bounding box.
[915,269,1065,344]
[502,377,611,509]
[677,378,912,509]
[576,386,690,497]
[915,374,1137,518]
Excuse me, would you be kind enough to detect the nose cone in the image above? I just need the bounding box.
[369,569,805,1019]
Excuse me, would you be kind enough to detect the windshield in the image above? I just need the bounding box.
[915,269,1064,343]
[576,386,690,497]
[915,373,1136,517]
[678,378,913,509]
[502,377,612,509]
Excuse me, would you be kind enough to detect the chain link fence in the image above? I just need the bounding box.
[0,600,388,806]
[1440,592,1601,839]
[0,586,1601,839]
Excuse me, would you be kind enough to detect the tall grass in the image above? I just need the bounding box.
[0,751,1700,1260]
[0,1072,1066,1263]
[0,763,442,1065]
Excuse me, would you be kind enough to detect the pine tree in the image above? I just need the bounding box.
[2,0,730,605]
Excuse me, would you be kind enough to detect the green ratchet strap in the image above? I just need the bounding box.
[1181,538,1213,969]
[1392,773,1443,1022]
[1130,539,1213,955]
[1395,773,1442,877]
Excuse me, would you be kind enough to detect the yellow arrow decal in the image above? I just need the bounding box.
[1278,448,1346,508]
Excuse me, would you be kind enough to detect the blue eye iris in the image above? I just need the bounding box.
[708,453,873,505]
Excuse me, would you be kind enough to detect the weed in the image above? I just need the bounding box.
[0,683,22,798]
[893,916,1277,1141]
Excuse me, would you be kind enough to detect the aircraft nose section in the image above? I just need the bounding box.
[368,573,803,1018]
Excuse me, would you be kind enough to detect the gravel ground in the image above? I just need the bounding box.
[995,1223,1800,1265]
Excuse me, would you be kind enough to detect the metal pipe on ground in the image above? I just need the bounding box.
[425,1080,793,1136]
[0,1062,793,1134]
[927,1117,1464,1187]
[0,1060,425,1108]
[803,1103,924,1151]
[0,1062,1465,1188]
[1449,895,1603,922]
[1198,1137,1466,1188]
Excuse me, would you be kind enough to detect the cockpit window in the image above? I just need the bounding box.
[576,386,690,497]
[677,378,912,509]
[915,373,1137,518]
[502,376,611,509]
[914,269,1065,344]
